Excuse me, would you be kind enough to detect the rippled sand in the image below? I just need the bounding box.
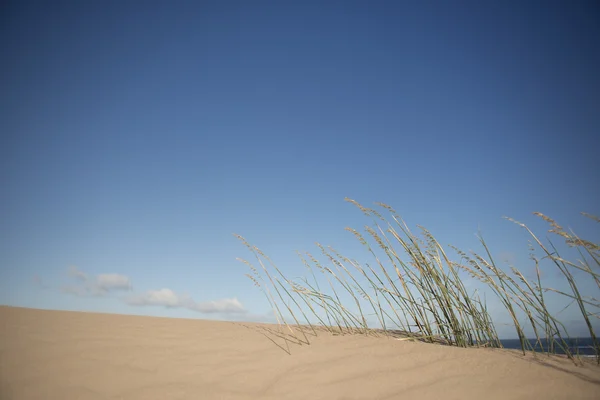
[1,306,598,399]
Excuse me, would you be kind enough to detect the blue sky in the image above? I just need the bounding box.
[1,1,599,338]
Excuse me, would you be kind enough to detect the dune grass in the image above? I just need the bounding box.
[236,199,599,364]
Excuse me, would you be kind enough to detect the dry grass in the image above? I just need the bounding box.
[236,199,599,364]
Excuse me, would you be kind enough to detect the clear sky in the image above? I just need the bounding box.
[1,1,599,339]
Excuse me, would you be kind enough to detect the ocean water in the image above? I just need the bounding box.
[499,337,598,357]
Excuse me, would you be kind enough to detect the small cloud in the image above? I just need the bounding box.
[190,297,246,314]
[96,274,131,291]
[63,267,132,297]
[127,288,184,307]
[62,285,93,296]
[126,288,246,314]
[68,265,88,281]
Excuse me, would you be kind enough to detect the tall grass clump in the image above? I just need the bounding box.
[236,199,599,364]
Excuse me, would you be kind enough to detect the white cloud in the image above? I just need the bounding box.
[96,274,131,290]
[190,297,246,314]
[61,268,245,316]
[127,288,183,307]
[63,266,131,297]
[68,265,88,281]
[62,285,95,296]
[127,288,246,314]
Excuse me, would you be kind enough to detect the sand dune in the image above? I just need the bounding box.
[1,306,598,399]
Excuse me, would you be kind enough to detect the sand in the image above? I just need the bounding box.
[1,306,598,399]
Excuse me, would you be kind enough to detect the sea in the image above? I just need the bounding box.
[499,337,598,358]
